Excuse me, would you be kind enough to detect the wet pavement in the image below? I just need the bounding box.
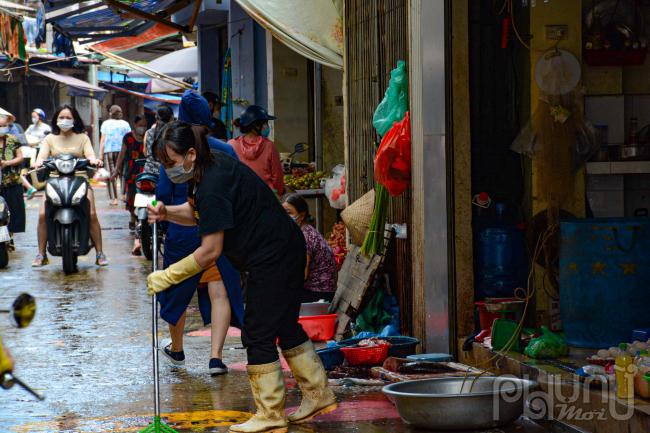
[0,187,411,433]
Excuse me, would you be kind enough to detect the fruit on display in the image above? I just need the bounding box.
[327,222,347,270]
[285,170,325,191]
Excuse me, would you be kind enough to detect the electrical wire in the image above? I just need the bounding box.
[461,222,559,391]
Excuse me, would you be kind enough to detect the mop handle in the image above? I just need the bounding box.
[151,200,161,418]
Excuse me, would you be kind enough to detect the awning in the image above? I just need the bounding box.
[98,70,150,84]
[0,0,35,12]
[46,0,196,41]
[31,68,108,101]
[90,47,191,91]
[90,22,178,54]
[234,0,343,69]
[102,83,181,105]
[128,47,197,79]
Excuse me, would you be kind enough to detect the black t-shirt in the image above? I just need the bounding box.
[210,118,228,141]
[191,150,305,272]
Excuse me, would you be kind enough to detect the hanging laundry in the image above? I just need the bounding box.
[0,12,27,61]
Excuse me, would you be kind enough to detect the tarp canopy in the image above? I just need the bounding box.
[31,68,108,101]
[45,0,181,41]
[90,22,178,54]
[234,0,343,69]
[127,46,197,93]
[128,47,197,79]
[102,83,181,105]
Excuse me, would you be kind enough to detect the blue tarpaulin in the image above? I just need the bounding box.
[46,0,177,40]
[31,68,108,101]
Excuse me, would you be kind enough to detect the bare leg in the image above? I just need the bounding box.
[168,310,186,352]
[20,175,33,191]
[208,280,231,359]
[37,197,47,255]
[87,189,103,253]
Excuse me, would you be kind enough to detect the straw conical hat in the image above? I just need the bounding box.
[0,107,15,123]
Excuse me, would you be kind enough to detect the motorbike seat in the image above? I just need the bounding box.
[135,172,158,184]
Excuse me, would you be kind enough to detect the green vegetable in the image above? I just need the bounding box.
[361,184,389,256]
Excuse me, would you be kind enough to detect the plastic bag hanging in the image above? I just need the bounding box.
[374,112,411,196]
[373,60,409,138]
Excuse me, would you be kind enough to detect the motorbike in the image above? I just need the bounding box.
[0,293,43,400]
[0,195,10,269]
[281,142,309,174]
[133,161,160,261]
[40,154,93,274]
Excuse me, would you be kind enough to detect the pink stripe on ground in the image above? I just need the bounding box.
[286,399,399,422]
[187,326,241,337]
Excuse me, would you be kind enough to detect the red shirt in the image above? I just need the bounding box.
[229,135,284,195]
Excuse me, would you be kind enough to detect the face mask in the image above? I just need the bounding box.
[260,124,271,138]
[32,117,39,125]
[165,153,194,184]
[0,127,8,136]
[57,119,74,131]
[135,126,147,135]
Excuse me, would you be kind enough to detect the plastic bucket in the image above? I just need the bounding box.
[298,314,337,341]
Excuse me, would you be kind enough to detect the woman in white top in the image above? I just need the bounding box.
[21,108,51,199]
[31,105,108,267]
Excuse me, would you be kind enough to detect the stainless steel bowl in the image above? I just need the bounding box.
[299,302,331,317]
[382,376,538,431]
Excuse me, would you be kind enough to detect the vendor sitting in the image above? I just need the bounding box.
[282,193,338,303]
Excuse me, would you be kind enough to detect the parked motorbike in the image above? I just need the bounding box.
[0,293,43,400]
[133,161,160,261]
[0,195,10,269]
[41,154,94,274]
[281,142,309,174]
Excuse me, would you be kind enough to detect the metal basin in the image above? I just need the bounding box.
[382,376,538,431]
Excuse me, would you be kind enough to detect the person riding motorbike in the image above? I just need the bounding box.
[31,105,107,267]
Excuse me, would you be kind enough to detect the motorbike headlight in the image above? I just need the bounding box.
[71,182,88,205]
[55,159,76,175]
[46,183,62,206]
[0,202,4,213]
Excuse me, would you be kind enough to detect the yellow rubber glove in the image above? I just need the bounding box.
[147,254,203,296]
[0,336,13,377]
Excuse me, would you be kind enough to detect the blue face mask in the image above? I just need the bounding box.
[165,153,194,184]
[260,124,271,138]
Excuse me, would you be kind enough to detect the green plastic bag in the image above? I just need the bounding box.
[373,60,409,138]
[356,289,392,334]
[524,326,568,359]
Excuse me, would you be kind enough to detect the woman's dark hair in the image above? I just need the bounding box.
[233,118,266,135]
[134,115,144,124]
[155,121,213,182]
[51,105,85,135]
[282,193,313,223]
[155,104,174,123]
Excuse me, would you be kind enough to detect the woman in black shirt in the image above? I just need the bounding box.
[146,122,336,433]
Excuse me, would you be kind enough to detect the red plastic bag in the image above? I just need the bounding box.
[374,112,411,196]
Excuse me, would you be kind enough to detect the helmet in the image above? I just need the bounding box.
[32,108,46,121]
[239,105,276,127]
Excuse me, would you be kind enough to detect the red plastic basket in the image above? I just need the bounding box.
[340,344,391,366]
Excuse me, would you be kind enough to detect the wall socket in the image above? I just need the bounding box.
[545,25,568,40]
